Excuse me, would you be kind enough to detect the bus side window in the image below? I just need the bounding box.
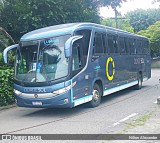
[93,32,104,55]
[143,41,149,55]
[129,38,134,54]
[72,41,82,76]
[108,34,114,53]
[137,40,143,54]
[102,34,108,54]
[113,35,118,53]
[146,41,150,55]
[133,39,137,54]
[141,41,144,54]
[118,37,126,54]
[142,41,146,54]
[74,30,91,67]
[124,38,129,54]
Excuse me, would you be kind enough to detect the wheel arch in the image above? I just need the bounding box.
[92,78,103,96]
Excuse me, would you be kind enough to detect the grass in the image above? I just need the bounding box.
[122,112,153,133]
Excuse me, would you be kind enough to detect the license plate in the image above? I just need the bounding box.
[32,101,42,106]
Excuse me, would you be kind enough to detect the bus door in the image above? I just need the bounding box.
[71,39,90,105]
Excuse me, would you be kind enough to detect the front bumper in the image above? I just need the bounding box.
[14,92,73,108]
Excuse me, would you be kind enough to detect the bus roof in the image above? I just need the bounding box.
[20,23,147,41]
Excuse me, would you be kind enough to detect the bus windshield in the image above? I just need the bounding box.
[15,35,70,83]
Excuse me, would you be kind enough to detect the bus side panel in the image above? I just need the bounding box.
[88,54,140,95]
[145,55,151,80]
[72,70,93,107]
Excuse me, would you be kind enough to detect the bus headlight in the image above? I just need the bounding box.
[14,89,22,95]
[53,81,76,95]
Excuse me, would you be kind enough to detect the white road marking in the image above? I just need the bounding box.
[113,113,138,127]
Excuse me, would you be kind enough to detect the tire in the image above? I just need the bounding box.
[134,73,142,90]
[88,83,102,108]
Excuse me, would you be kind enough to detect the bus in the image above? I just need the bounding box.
[3,23,151,108]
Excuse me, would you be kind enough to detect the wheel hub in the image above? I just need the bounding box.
[93,90,99,102]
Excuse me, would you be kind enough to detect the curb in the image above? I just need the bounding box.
[0,104,17,111]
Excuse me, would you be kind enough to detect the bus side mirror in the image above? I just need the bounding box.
[3,44,18,63]
[64,35,83,58]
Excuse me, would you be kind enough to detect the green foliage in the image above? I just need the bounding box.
[0,52,2,62]
[0,27,14,52]
[99,0,126,8]
[0,26,15,64]
[0,34,9,51]
[101,18,134,32]
[0,0,126,42]
[0,67,14,106]
[0,0,126,106]
[126,8,160,32]
[138,21,160,57]
[0,34,12,61]
[0,0,101,42]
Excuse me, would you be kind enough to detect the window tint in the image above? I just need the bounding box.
[143,41,150,55]
[113,36,118,53]
[146,41,150,55]
[131,39,137,54]
[108,34,114,53]
[118,37,125,54]
[75,30,91,66]
[93,33,104,54]
[107,34,118,53]
[130,39,148,55]
[72,41,82,71]
[124,38,129,54]
[128,38,133,54]
[102,34,108,53]
[136,40,143,54]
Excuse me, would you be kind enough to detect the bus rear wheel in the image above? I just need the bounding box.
[134,73,142,90]
[88,83,101,108]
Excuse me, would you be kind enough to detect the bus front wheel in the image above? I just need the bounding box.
[88,83,102,108]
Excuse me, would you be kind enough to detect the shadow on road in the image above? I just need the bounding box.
[101,85,149,105]
[21,86,150,118]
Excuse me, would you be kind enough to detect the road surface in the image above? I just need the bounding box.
[0,69,160,142]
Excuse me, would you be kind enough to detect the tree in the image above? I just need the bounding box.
[101,18,134,32]
[0,27,14,50]
[138,21,160,57]
[0,26,14,63]
[0,0,126,42]
[98,0,126,8]
[0,0,100,42]
[126,8,160,32]
[100,0,127,28]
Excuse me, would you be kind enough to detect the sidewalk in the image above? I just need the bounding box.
[0,104,16,111]
[102,96,160,143]
[123,103,160,134]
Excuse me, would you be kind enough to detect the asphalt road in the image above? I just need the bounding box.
[0,69,160,142]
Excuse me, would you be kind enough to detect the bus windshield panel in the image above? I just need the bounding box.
[15,35,70,83]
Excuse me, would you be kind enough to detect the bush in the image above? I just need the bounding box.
[0,67,14,106]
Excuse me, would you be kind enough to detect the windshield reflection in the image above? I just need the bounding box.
[15,35,70,82]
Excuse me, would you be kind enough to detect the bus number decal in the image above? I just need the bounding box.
[106,57,115,81]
